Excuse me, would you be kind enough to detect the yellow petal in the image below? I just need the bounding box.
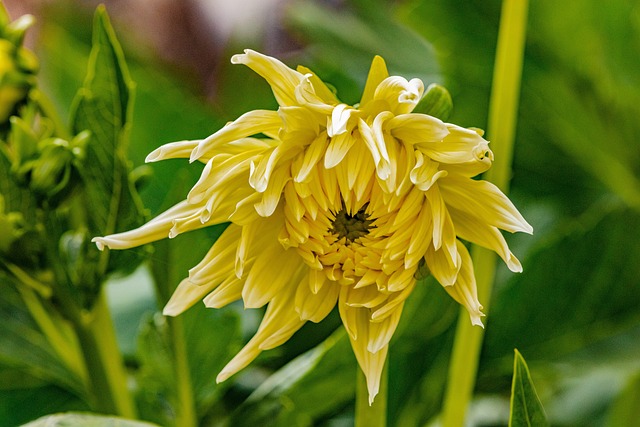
[92,200,201,250]
[449,207,523,273]
[367,303,404,353]
[388,113,449,144]
[295,273,339,322]
[163,278,212,316]
[217,290,304,383]
[325,132,356,169]
[442,241,485,326]
[242,243,306,309]
[373,76,424,115]
[190,109,282,162]
[145,140,201,163]
[344,306,389,404]
[231,49,304,107]
[439,176,533,234]
[296,65,340,105]
[360,55,389,108]
[425,243,462,287]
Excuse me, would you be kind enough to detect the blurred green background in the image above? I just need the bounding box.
[2,0,640,426]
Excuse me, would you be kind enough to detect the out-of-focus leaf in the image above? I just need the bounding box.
[131,166,240,425]
[484,204,640,362]
[68,6,146,280]
[20,413,160,427]
[227,328,356,427]
[0,281,85,394]
[509,349,548,427]
[0,385,87,427]
[389,276,459,426]
[606,370,640,427]
[287,0,440,104]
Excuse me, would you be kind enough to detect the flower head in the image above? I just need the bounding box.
[93,50,532,403]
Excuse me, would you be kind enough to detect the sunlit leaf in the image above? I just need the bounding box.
[20,413,160,427]
[509,349,548,427]
[68,6,146,280]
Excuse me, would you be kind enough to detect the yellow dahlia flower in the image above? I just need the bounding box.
[93,50,532,403]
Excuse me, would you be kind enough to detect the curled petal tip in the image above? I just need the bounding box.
[144,150,161,163]
[92,237,106,251]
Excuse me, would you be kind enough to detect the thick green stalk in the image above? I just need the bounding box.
[355,363,387,427]
[168,314,198,427]
[440,0,529,426]
[73,290,137,418]
[151,239,198,427]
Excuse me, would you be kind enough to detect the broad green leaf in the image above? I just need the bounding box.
[484,205,640,361]
[227,328,356,427]
[20,413,160,427]
[0,280,85,395]
[509,350,548,427]
[68,6,145,279]
[0,385,87,427]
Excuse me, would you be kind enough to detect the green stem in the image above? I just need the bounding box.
[73,290,138,418]
[168,315,198,427]
[441,0,529,426]
[150,239,198,427]
[355,362,387,427]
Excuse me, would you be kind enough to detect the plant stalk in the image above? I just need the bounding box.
[73,289,138,418]
[355,362,387,427]
[440,0,529,426]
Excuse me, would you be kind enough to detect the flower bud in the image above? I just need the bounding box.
[0,5,38,123]
[413,83,453,121]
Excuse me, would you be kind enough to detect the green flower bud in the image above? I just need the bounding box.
[14,131,88,205]
[413,83,453,121]
[28,138,75,197]
[0,195,25,253]
[0,6,38,124]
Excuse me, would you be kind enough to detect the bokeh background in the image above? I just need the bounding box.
[2,0,640,426]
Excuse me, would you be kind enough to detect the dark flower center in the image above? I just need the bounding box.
[330,202,375,243]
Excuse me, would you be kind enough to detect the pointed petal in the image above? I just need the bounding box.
[360,55,389,107]
[442,241,485,326]
[439,176,533,234]
[295,272,339,322]
[92,200,200,250]
[449,207,523,272]
[231,49,305,107]
[145,140,201,163]
[190,109,282,162]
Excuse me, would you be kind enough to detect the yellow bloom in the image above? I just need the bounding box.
[93,50,532,403]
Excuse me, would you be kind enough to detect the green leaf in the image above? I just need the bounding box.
[20,413,160,427]
[0,281,85,395]
[509,350,548,427]
[484,204,640,361]
[0,385,87,427]
[69,5,146,279]
[228,328,356,427]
